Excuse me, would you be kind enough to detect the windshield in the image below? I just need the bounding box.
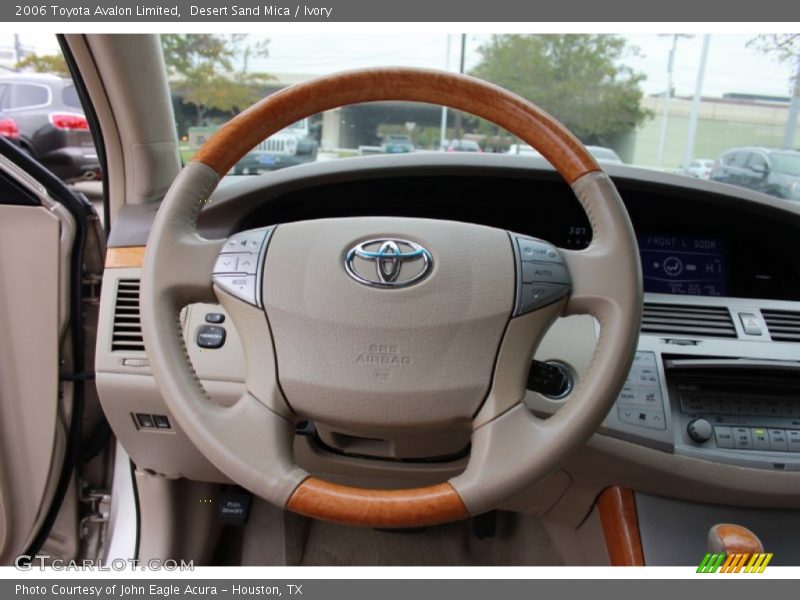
[151,33,800,198]
[286,118,308,130]
[772,152,800,176]
[588,147,622,162]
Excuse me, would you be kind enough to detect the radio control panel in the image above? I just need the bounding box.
[603,350,800,469]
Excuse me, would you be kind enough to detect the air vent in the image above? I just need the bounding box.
[762,309,800,342]
[111,279,144,352]
[641,303,737,338]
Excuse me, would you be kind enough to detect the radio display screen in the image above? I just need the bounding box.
[638,234,726,296]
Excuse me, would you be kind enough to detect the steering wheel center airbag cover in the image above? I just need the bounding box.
[262,217,515,430]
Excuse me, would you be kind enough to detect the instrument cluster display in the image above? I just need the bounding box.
[638,234,726,296]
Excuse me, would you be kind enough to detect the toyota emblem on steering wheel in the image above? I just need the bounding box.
[345,238,433,288]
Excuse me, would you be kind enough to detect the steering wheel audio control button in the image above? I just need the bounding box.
[236,253,260,274]
[213,274,257,305]
[214,255,239,273]
[213,226,274,306]
[222,230,269,253]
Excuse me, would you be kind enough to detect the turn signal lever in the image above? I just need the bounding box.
[527,360,573,398]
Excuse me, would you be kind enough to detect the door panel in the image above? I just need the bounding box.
[0,160,75,564]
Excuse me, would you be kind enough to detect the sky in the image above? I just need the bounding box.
[1,32,796,99]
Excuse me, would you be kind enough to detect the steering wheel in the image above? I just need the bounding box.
[140,68,642,528]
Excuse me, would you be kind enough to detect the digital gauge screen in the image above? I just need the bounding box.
[638,234,726,296]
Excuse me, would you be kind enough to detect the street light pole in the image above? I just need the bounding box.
[656,34,692,167]
[682,34,711,174]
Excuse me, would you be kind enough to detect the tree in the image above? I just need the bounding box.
[161,34,273,126]
[470,35,650,145]
[748,34,800,148]
[15,53,69,77]
[748,34,800,65]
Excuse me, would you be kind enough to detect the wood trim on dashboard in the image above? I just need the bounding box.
[105,246,145,269]
[286,477,469,528]
[193,68,601,184]
[597,486,645,566]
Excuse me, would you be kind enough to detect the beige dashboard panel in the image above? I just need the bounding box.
[0,205,63,563]
[96,255,800,515]
[95,266,243,482]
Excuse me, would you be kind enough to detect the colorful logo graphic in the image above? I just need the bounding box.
[697,552,773,573]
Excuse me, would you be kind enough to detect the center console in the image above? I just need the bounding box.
[601,293,800,471]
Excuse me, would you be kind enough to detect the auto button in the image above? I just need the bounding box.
[521,261,570,285]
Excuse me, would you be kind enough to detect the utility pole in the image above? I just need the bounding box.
[453,33,466,141]
[14,34,23,70]
[682,35,711,174]
[783,55,800,149]
[439,34,451,150]
[656,34,693,167]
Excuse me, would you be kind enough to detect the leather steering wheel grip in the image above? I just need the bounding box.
[140,67,641,528]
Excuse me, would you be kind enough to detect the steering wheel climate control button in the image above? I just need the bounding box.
[510,233,571,316]
[517,238,561,262]
[521,261,570,285]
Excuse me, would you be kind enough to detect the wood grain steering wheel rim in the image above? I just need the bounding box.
[193,68,600,183]
[140,68,641,528]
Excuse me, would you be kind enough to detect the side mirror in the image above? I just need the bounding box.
[752,163,769,176]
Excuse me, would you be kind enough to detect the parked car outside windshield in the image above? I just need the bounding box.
[710,147,800,201]
[586,145,624,164]
[381,134,415,153]
[684,159,715,178]
[446,139,482,152]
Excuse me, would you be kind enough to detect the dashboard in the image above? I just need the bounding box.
[192,161,800,303]
[97,153,800,512]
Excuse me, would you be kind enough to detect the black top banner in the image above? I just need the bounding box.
[3,0,797,22]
